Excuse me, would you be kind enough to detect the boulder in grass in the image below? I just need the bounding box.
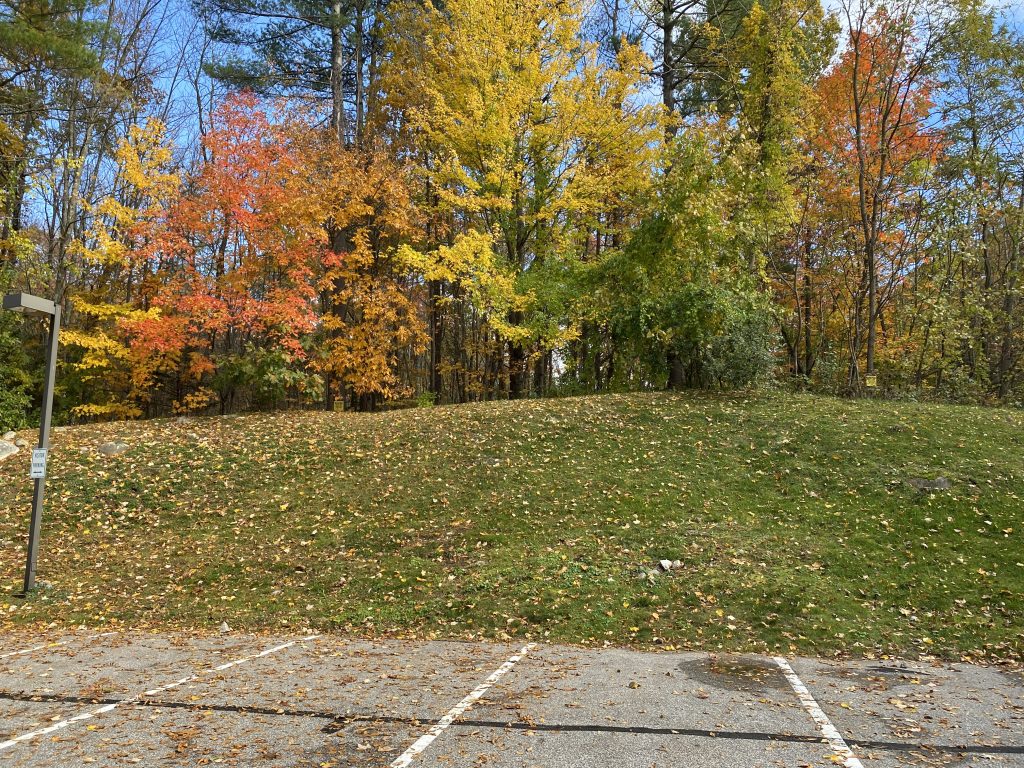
[2,431,15,441]
[0,441,18,463]
[97,441,129,457]
[907,477,952,492]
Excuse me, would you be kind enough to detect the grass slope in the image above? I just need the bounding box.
[1,392,1022,662]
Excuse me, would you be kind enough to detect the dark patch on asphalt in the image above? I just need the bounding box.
[864,664,931,677]
[999,668,1024,689]
[675,654,788,693]
[303,718,411,768]
[828,662,937,690]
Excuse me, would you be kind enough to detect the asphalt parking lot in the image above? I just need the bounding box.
[0,630,1021,767]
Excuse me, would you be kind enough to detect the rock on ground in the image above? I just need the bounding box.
[0,441,18,463]
[907,476,952,492]
[97,441,130,457]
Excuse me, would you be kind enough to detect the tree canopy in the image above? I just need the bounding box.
[2,0,1024,426]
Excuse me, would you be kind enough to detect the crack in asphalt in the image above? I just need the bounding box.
[2,689,1021,757]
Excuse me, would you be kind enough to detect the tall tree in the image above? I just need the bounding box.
[825,0,943,390]
[0,0,99,262]
[923,0,1024,397]
[641,0,755,123]
[383,0,660,399]
[196,0,387,146]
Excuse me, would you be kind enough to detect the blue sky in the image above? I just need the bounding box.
[822,0,1024,29]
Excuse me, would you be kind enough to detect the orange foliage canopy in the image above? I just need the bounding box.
[812,10,942,238]
[132,96,319,362]
[125,93,425,407]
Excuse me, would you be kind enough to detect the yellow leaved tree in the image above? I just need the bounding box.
[64,118,179,419]
[382,0,662,398]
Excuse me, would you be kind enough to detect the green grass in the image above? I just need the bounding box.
[1,391,1022,662]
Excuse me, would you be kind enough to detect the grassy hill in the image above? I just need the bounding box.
[1,391,1021,662]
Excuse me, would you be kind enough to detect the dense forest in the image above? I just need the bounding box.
[1,0,1023,422]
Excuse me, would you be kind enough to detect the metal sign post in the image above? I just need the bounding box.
[3,292,61,594]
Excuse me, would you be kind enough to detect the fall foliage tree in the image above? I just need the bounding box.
[75,97,430,413]
[63,118,178,418]
[382,0,661,399]
[828,0,943,389]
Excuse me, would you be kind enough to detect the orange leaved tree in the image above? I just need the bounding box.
[814,0,943,391]
[125,94,425,413]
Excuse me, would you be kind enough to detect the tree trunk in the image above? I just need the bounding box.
[997,185,1023,398]
[866,241,877,376]
[325,372,335,411]
[803,271,813,376]
[666,350,684,390]
[429,279,443,400]
[354,0,365,145]
[533,353,546,396]
[661,0,676,133]
[330,2,347,144]
[509,342,527,399]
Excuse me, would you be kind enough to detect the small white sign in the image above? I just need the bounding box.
[30,449,47,480]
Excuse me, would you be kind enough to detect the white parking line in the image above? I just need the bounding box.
[774,657,865,768]
[0,634,320,751]
[390,642,536,768]
[0,632,118,660]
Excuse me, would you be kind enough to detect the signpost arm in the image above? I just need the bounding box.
[24,305,60,594]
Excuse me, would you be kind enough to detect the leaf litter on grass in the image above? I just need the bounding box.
[0,392,1021,664]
